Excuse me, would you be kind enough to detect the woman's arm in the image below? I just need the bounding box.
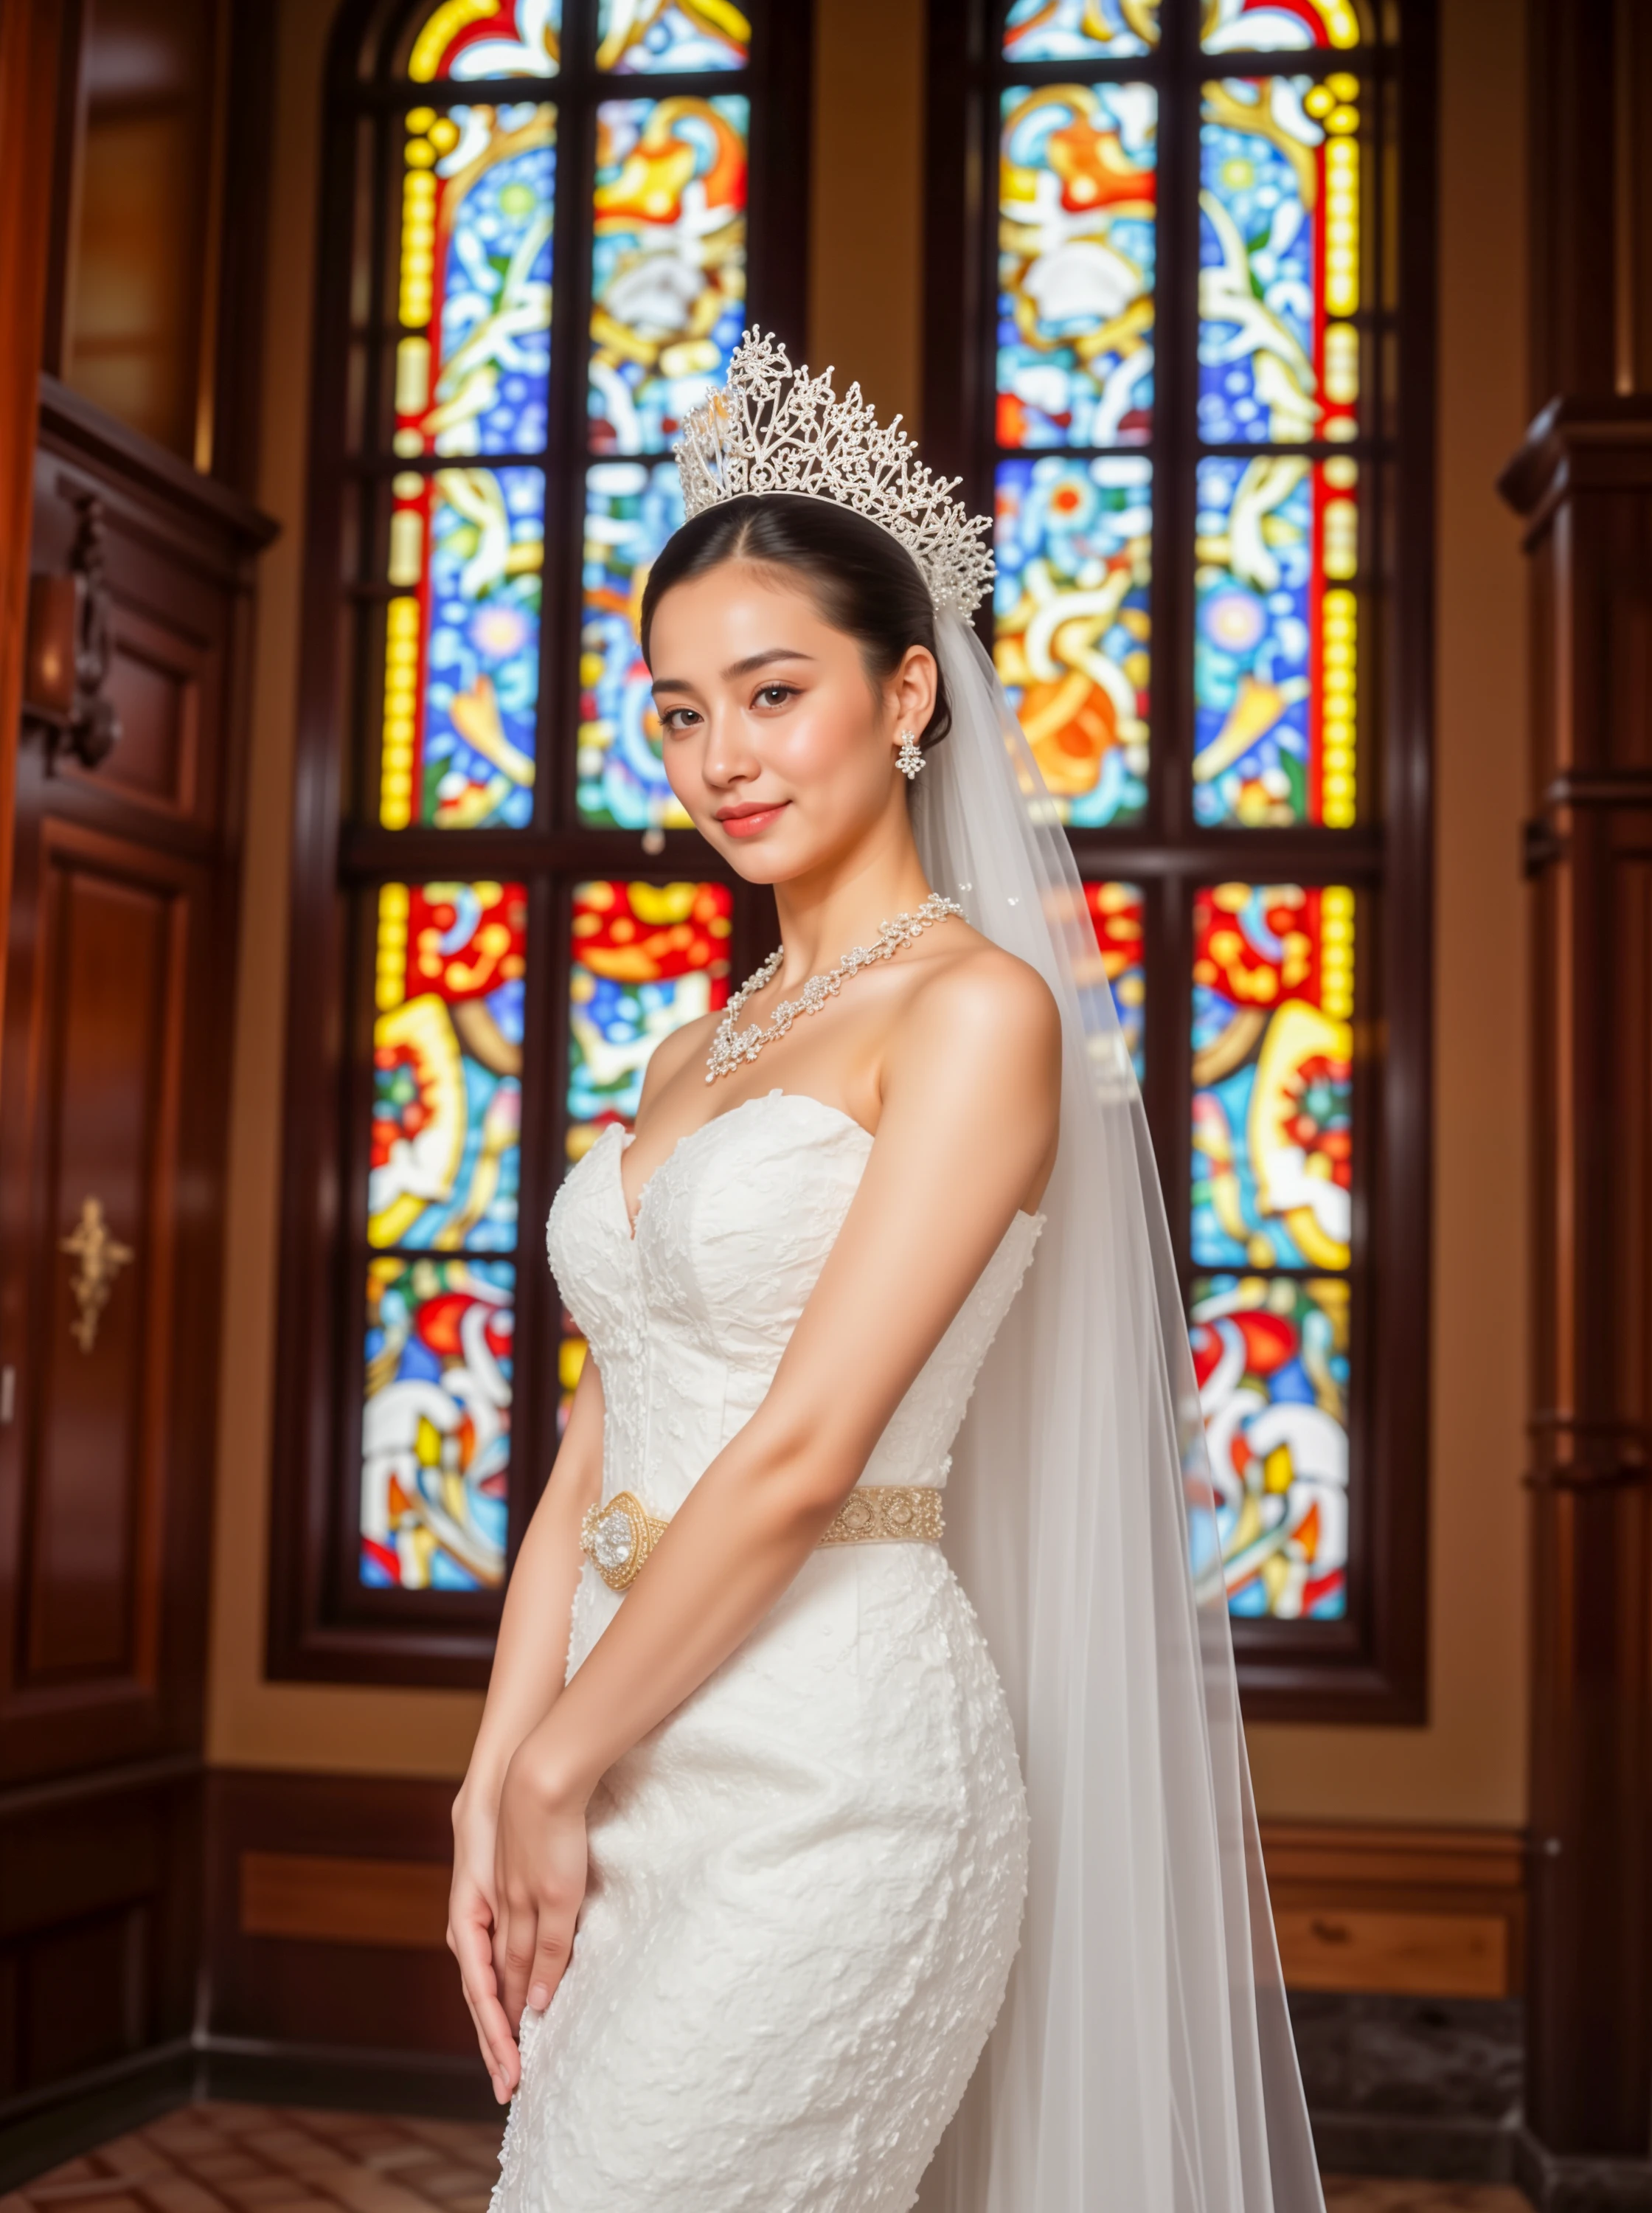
[448,1351,603,2099]
[492,950,1061,2025]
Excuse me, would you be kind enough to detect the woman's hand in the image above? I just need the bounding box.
[493,1734,591,2029]
[448,1789,521,2103]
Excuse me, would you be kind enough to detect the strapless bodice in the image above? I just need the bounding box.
[546,1088,1042,1528]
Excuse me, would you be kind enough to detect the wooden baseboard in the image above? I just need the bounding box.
[1260,1820,1526,1998]
[211,1773,1529,2026]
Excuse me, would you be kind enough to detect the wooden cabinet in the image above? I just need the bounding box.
[0,383,271,2121]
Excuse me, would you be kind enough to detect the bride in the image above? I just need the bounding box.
[448,335,1325,2213]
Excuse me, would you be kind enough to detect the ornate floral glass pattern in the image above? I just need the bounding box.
[559,880,732,1418]
[394,103,553,461]
[360,1256,515,1590]
[1191,882,1354,1272]
[997,83,1158,449]
[1190,1272,1350,1618]
[597,0,749,71]
[1002,0,1159,60]
[380,466,545,829]
[1200,0,1362,49]
[1199,75,1361,446]
[566,879,733,1154]
[1084,880,1145,1080]
[1194,452,1358,827]
[578,460,693,828]
[589,94,749,454]
[408,0,561,80]
[370,882,528,1253]
[995,455,1152,825]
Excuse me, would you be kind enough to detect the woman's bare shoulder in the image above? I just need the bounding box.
[891,926,1061,1095]
[635,1004,721,1115]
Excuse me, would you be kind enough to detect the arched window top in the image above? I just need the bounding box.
[406,0,561,81]
[394,0,751,82]
[1201,0,1366,49]
[596,1,750,73]
[1002,0,1160,61]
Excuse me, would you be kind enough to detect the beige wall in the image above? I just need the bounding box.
[209,0,1535,1820]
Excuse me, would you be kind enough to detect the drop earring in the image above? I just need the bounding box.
[895,730,925,780]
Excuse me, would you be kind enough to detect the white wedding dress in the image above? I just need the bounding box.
[490,1087,1043,2213]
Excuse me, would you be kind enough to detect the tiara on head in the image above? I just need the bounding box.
[673,330,994,617]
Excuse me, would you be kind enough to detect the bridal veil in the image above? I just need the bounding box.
[910,614,1324,2213]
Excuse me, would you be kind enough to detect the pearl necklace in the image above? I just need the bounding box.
[705,893,966,1084]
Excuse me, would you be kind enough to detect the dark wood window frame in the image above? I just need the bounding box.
[268,0,811,1687]
[923,0,1438,1722]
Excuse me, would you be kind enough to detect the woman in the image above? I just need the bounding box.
[449,335,1324,2213]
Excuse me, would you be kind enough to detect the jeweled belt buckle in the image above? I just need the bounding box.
[580,1490,667,1593]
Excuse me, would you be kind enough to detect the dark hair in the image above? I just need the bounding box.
[639,493,952,752]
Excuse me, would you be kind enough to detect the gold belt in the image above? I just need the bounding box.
[580,1485,945,1594]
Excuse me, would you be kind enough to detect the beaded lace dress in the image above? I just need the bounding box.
[490,1089,1042,2213]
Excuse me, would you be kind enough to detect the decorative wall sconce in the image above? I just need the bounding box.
[60,1195,134,1354]
[23,493,122,772]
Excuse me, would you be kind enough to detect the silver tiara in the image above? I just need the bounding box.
[673,330,994,616]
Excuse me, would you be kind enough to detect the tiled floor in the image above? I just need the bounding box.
[0,2105,1535,2213]
[0,2107,505,2213]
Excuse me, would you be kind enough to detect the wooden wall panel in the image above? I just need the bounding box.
[0,387,271,2138]
[204,1771,476,2069]
[21,842,185,1691]
[1502,401,1652,2157]
[202,1767,1530,2111]
[0,1763,200,2108]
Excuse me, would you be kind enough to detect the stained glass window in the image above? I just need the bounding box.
[597,0,749,72]
[1003,0,1160,61]
[589,94,749,454]
[967,0,1413,1669]
[1190,1272,1349,1617]
[1083,879,1146,1079]
[288,0,791,1653]
[997,84,1158,451]
[409,0,562,81]
[1200,0,1364,52]
[559,880,732,1416]
[363,880,528,1587]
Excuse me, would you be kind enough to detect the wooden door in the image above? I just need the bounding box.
[0,387,270,2127]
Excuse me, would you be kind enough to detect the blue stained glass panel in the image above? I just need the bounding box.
[596,0,749,71]
[578,460,693,829]
[997,83,1157,449]
[1200,76,1363,447]
[1003,0,1159,59]
[1194,453,1358,827]
[995,454,1151,827]
[395,103,553,460]
[361,1256,514,1590]
[1190,1272,1350,1619]
[395,465,544,829]
[589,95,749,454]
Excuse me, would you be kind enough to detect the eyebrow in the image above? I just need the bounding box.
[650,648,816,696]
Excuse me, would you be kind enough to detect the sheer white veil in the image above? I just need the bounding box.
[909,612,1325,2213]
